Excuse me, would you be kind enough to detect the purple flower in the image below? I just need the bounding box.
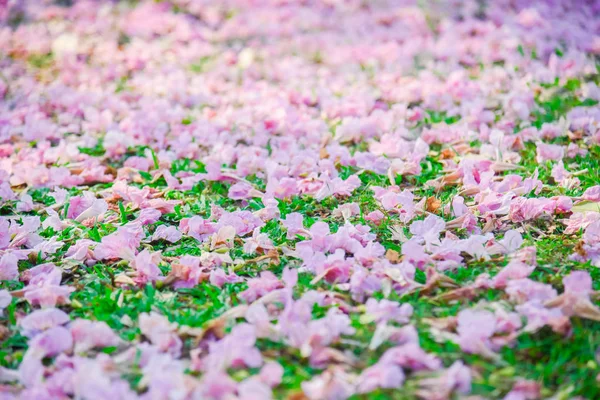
[70,319,121,353]
[363,298,413,324]
[239,271,283,303]
[0,290,12,313]
[139,312,182,357]
[149,225,182,243]
[131,250,163,285]
[20,308,70,338]
[409,215,446,251]
[94,223,143,261]
[456,309,496,355]
[0,252,19,281]
[356,362,404,393]
[202,323,262,371]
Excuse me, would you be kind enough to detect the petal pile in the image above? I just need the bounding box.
[1,0,600,399]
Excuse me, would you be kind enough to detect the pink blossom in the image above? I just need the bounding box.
[180,216,217,242]
[365,210,385,225]
[363,298,413,324]
[149,225,182,243]
[20,308,70,338]
[66,192,108,222]
[380,342,442,371]
[0,252,19,281]
[139,312,182,357]
[456,309,497,356]
[282,212,308,239]
[332,203,360,220]
[356,362,404,393]
[202,324,262,371]
[536,142,564,162]
[23,263,74,308]
[131,250,163,285]
[410,215,446,251]
[70,319,120,353]
[94,223,143,261]
[240,271,283,303]
[0,290,12,313]
[259,362,284,388]
[302,368,355,400]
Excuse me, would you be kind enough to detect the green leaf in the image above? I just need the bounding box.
[118,201,128,225]
[572,201,600,213]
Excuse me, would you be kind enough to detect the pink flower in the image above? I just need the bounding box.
[28,326,73,358]
[20,308,70,338]
[16,194,34,212]
[332,203,360,220]
[139,312,182,357]
[315,174,361,201]
[357,362,404,393]
[202,324,262,371]
[228,181,262,200]
[259,362,284,387]
[379,343,442,371]
[23,263,74,308]
[237,378,272,400]
[418,361,472,399]
[131,250,163,285]
[409,215,446,251]
[239,271,283,303]
[302,367,355,400]
[180,216,217,242]
[504,380,541,400]
[67,192,108,222]
[365,210,385,225]
[583,186,600,201]
[363,298,413,324]
[0,290,12,313]
[492,260,535,288]
[197,372,238,400]
[94,223,143,261]
[0,252,19,280]
[137,208,162,225]
[70,319,120,353]
[243,228,274,255]
[210,225,236,251]
[150,225,182,243]
[0,217,10,249]
[456,309,496,356]
[282,212,308,239]
[536,142,564,163]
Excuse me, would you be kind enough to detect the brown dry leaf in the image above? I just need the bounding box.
[385,249,401,263]
[0,325,9,342]
[319,147,329,159]
[574,241,587,257]
[434,287,481,302]
[573,299,600,321]
[544,296,600,322]
[266,248,281,265]
[114,274,136,286]
[423,316,457,330]
[492,161,523,171]
[190,305,250,341]
[568,129,584,140]
[417,267,459,296]
[287,393,309,400]
[439,148,457,159]
[426,196,442,213]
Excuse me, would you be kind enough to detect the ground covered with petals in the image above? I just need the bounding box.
[1,0,600,399]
